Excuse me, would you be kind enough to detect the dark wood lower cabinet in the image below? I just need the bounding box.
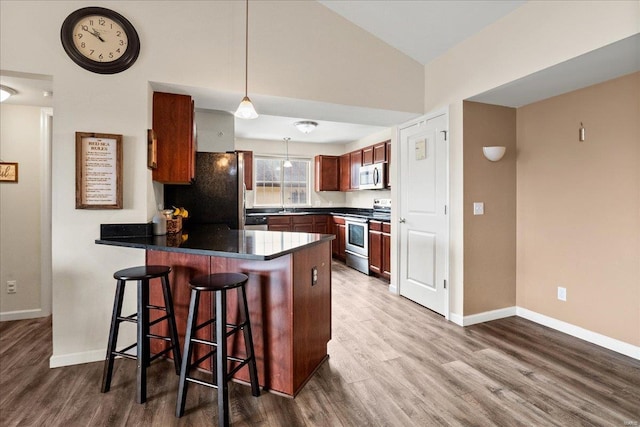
[331,216,346,261]
[146,241,332,397]
[369,221,383,275]
[382,222,391,280]
[369,220,390,281]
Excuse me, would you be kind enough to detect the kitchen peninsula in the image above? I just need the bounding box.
[96,225,334,397]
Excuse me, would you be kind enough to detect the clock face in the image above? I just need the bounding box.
[71,15,128,63]
[61,7,140,74]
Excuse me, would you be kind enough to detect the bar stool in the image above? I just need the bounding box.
[101,265,182,404]
[176,272,260,426]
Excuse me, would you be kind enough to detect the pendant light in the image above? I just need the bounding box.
[235,0,258,119]
[283,137,293,168]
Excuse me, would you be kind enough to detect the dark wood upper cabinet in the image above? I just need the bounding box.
[237,150,253,190]
[152,92,195,184]
[350,150,362,190]
[373,140,389,163]
[362,146,374,166]
[314,155,340,191]
[339,153,350,191]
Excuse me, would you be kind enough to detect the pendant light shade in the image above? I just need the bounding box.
[235,0,258,119]
[236,96,258,119]
[283,137,293,168]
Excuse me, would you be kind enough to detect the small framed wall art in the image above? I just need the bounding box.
[76,132,123,209]
[0,162,18,183]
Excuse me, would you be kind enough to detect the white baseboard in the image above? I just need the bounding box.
[516,307,640,360]
[49,349,105,368]
[388,282,398,294]
[0,308,47,322]
[449,312,463,326]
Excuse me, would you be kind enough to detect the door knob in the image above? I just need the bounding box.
[399,218,406,223]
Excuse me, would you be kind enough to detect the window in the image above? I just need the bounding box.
[254,157,310,207]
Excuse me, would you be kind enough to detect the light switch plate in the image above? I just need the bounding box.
[473,202,484,215]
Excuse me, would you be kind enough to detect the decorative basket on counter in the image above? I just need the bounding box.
[166,216,182,234]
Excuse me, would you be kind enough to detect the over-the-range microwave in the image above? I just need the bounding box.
[359,163,386,190]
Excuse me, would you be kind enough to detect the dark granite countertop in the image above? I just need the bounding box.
[246,207,391,223]
[96,224,335,260]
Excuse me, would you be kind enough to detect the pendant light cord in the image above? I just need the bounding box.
[244,0,249,97]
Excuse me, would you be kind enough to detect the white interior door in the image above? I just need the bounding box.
[398,112,449,316]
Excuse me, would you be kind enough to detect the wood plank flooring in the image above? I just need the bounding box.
[1,260,638,426]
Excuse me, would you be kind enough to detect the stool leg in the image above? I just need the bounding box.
[216,290,229,427]
[176,289,200,418]
[239,285,260,397]
[161,273,182,374]
[101,279,126,393]
[137,279,150,404]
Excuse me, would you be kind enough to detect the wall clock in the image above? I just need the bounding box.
[61,7,140,74]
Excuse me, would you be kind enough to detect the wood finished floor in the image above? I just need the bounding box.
[1,261,638,426]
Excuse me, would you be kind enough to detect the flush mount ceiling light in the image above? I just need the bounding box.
[294,120,318,134]
[0,85,17,103]
[234,0,258,119]
[283,137,293,168]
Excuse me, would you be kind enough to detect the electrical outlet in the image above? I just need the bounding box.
[7,280,17,294]
[557,286,567,302]
[311,266,318,286]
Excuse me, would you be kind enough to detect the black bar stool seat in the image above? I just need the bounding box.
[176,272,260,427]
[101,265,182,404]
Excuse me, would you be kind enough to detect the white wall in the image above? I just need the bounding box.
[1,0,422,366]
[423,1,639,318]
[0,105,43,319]
[195,109,235,153]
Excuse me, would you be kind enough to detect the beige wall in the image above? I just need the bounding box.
[463,102,517,315]
[0,105,42,317]
[424,0,639,318]
[516,72,640,346]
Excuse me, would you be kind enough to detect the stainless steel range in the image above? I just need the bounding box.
[345,216,369,274]
[344,199,391,275]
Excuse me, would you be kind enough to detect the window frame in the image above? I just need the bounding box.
[253,155,312,208]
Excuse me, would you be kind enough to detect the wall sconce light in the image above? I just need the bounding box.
[0,85,17,102]
[483,146,506,162]
[294,120,318,134]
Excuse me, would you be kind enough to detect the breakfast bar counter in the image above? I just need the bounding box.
[96,226,334,397]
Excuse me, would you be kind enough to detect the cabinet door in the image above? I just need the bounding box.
[340,154,350,191]
[313,215,329,234]
[373,141,388,163]
[237,150,253,190]
[268,216,292,231]
[369,221,382,274]
[152,92,195,184]
[314,156,340,191]
[350,150,362,190]
[382,223,391,279]
[292,215,313,233]
[362,146,374,166]
[337,224,346,260]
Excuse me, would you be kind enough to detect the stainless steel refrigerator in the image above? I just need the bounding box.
[164,151,245,229]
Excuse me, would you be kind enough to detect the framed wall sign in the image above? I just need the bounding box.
[76,132,123,209]
[0,162,18,183]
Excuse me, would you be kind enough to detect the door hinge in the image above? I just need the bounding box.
[440,130,448,141]
[444,205,447,215]
[444,279,447,289]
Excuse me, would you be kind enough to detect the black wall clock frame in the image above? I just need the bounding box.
[60,6,140,74]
